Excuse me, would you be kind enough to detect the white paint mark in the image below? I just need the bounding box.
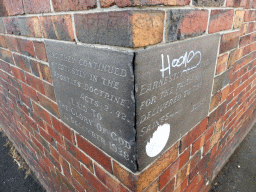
[146,123,170,157]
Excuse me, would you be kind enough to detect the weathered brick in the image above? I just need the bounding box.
[75,10,164,47]
[23,0,51,14]
[5,36,19,52]
[244,10,256,22]
[81,165,110,191]
[209,10,234,34]
[131,11,164,47]
[33,41,48,62]
[79,150,94,173]
[166,9,208,42]
[0,35,7,48]
[17,38,36,58]
[226,0,242,7]
[18,17,42,38]
[161,178,175,192]
[0,48,13,64]
[246,22,256,34]
[75,11,131,47]
[0,0,8,17]
[233,10,245,29]
[43,82,56,101]
[37,93,59,117]
[133,0,190,6]
[212,70,230,94]
[3,17,20,35]
[0,19,5,33]
[4,0,24,16]
[216,53,228,75]
[25,73,45,94]
[39,63,52,83]
[100,0,132,7]
[22,83,39,102]
[77,134,112,173]
[40,15,75,42]
[13,53,31,72]
[52,0,96,12]
[210,91,222,111]
[219,31,240,54]
[159,159,179,190]
[95,164,129,192]
[193,0,224,6]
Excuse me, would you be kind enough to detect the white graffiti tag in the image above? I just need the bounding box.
[160,50,202,78]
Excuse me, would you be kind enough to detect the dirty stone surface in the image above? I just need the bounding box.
[210,123,256,192]
[0,133,45,192]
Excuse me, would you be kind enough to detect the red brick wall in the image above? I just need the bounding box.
[0,0,256,191]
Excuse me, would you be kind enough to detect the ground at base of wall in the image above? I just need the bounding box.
[0,129,46,192]
[210,123,256,192]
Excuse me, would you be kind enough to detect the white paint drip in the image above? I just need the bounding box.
[146,123,170,157]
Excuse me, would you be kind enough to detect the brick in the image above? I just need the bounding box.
[246,22,256,34]
[77,134,112,173]
[61,123,75,144]
[143,180,158,192]
[192,0,224,6]
[220,31,240,54]
[11,66,25,83]
[0,19,5,33]
[40,15,75,42]
[13,53,31,72]
[240,34,252,47]
[0,60,12,74]
[33,41,48,62]
[212,70,230,95]
[226,0,242,7]
[159,160,179,190]
[0,35,7,48]
[82,165,110,191]
[166,9,208,42]
[39,63,52,83]
[43,82,56,101]
[75,11,131,47]
[95,164,129,192]
[5,36,19,52]
[234,10,245,29]
[227,49,242,69]
[79,150,94,173]
[113,160,138,191]
[179,147,190,169]
[216,54,228,75]
[25,73,45,94]
[210,91,222,111]
[137,143,178,192]
[161,178,175,192]
[0,0,8,17]
[32,102,52,125]
[244,10,256,22]
[52,0,96,12]
[100,0,132,7]
[131,11,164,47]
[209,10,234,34]
[4,0,24,15]
[3,17,20,35]
[176,165,189,187]
[0,48,13,64]
[18,17,42,38]
[37,93,59,117]
[21,83,39,102]
[23,0,51,14]
[17,38,36,58]
[221,85,231,102]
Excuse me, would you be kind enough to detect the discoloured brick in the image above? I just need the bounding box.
[26,73,45,94]
[0,48,13,64]
[209,10,234,34]
[226,0,243,7]
[17,38,36,58]
[131,11,164,47]
[13,53,31,72]
[23,0,51,14]
[18,17,42,38]
[0,0,8,17]
[212,70,230,95]
[216,54,228,75]
[5,36,19,52]
[100,0,132,7]
[193,0,224,6]
[166,9,208,42]
[52,0,97,12]
[75,11,132,47]
[0,35,7,48]
[234,10,245,29]
[33,41,48,62]
[40,15,75,42]
[43,82,56,101]
[3,17,21,35]
[210,91,222,112]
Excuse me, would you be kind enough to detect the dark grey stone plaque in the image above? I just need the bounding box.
[135,35,220,170]
[45,41,137,171]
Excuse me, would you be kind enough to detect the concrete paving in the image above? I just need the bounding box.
[210,123,256,192]
[0,132,45,192]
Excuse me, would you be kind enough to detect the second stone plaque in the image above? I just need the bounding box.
[135,35,220,170]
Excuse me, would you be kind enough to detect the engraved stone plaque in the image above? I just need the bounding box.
[45,41,136,171]
[45,34,220,172]
[135,35,220,170]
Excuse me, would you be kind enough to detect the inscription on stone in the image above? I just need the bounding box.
[45,41,136,171]
[135,35,220,170]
